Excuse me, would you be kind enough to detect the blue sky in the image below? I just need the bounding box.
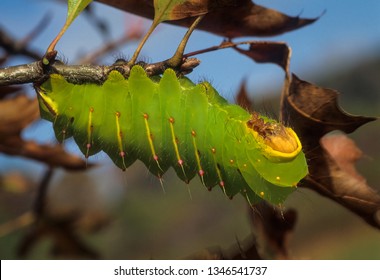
[1,0,380,97]
[1,0,380,172]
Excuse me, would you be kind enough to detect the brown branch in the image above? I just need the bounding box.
[34,167,54,217]
[0,61,45,86]
[0,58,200,87]
[0,29,41,61]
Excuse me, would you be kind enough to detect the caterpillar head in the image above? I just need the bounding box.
[247,112,302,162]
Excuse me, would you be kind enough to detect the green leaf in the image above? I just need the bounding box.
[67,0,93,21]
[154,0,187,23]
[153,0,208,22]
[46,0,93,55]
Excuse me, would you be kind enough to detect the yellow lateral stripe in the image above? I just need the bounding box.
[211,148,226,194]
[143,113,163,172]
[86,107,93,158]
[191,130,206,187]
[169,118,187,179]
[115,112,123,153]
[115,111,127,170]
[169,118,181,162]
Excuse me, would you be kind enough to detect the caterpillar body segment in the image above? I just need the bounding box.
[36,65,308,205]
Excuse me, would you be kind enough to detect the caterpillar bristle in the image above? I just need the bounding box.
[157,175,165,194]
[186,184,193,200]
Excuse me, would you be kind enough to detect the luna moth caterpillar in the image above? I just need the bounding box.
[35,65,308,205]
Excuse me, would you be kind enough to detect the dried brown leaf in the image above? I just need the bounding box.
[0,95,39,136]
[96,0,318,38]
[322,134,364,181]
[305,134,380,228]
[234,42,291,71]
[283,75,376,144]
[235,79,252,111]
[281,75,380,229]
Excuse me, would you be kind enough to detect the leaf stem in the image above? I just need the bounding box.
[128,21,159,67]
[46,24,68,55]
[166,15,204,68]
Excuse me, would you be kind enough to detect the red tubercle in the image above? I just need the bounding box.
[143,113,149,119]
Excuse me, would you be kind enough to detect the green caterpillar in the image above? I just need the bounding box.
[35,65,308,205]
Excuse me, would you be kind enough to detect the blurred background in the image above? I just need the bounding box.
[0,0,379,259]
